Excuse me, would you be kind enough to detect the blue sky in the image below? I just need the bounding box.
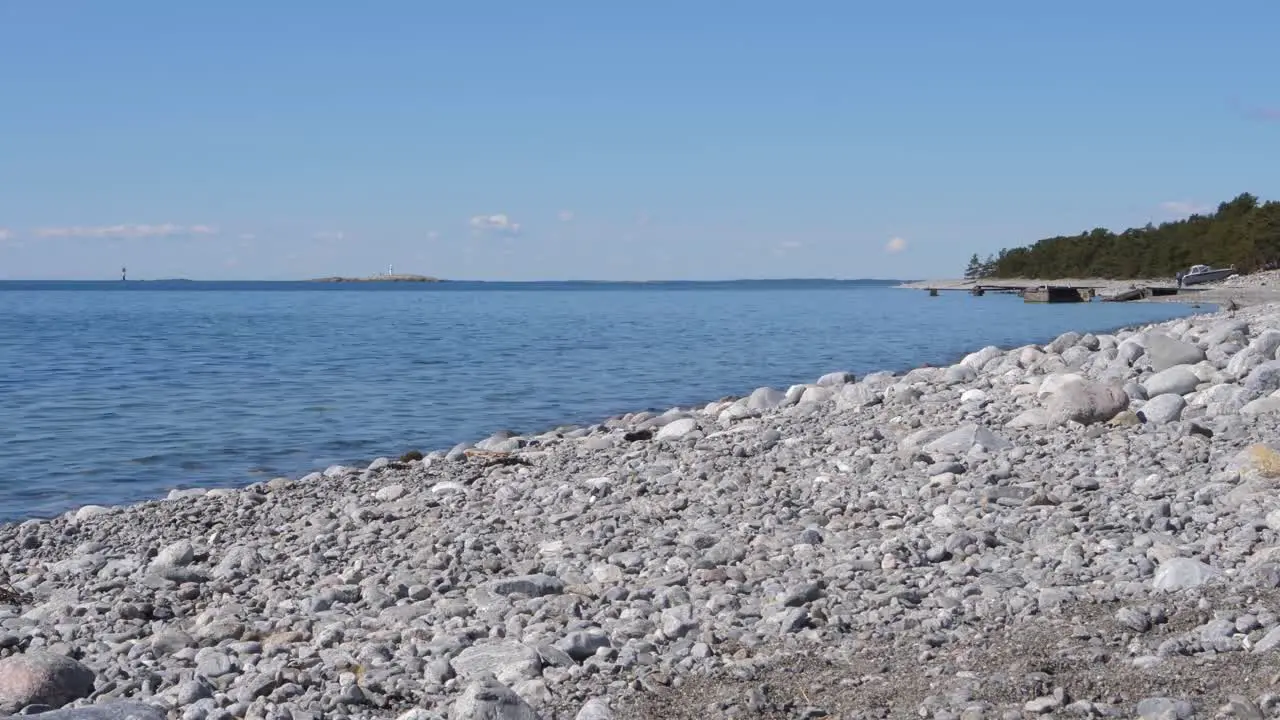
[0,1,1277,281]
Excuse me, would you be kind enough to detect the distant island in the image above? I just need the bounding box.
[308,274,443,283]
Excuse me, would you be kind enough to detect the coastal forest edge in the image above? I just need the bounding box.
[964,193,1280,280]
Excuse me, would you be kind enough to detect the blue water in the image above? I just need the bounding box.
[0,280,1199,521]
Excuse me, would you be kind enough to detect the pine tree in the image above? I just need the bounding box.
[980,254,997,278]
[963,253,982,279]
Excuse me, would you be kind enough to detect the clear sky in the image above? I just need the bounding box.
[1,1,1277,281]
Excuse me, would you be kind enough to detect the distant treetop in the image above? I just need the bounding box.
[967,193,1280,279]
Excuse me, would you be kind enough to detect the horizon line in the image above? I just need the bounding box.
[0,276,914,284]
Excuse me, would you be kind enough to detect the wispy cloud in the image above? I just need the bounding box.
[239,233,256,241]
[427,230,440,240]
[885,236,908,254]
[1229,97,1280,122]
[470,214,521,236]
[34,224,218,239]
[558,210,575,222]
[0,228,13,242]
[313,230,346,241]
[1160,201,1209,217]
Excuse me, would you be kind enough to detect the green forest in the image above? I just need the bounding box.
[964,193,1280,280]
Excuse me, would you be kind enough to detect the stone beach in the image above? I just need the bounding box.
[9,302,1280,718]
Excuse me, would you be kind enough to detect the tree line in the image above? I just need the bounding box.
[963,193,1280,280]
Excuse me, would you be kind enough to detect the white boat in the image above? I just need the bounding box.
[1180,264,1237,286]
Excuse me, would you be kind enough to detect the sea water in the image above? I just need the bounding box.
[0,280,1199,521]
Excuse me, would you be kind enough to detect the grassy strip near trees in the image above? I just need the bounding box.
[964,193,1280,280]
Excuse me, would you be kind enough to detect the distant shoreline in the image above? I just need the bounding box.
[307,274,443,283]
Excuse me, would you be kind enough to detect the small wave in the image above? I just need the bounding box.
[325,438,377,451]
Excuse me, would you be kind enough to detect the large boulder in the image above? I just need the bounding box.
[484,575,564,598]
[1192,382,1247,416]
[1016,346,1046,369]
[1152,557,1221,591]
[797,386,832,405]
[961,346,1003,371]
[1249,329,1280,359]
[1143,366,1201,397]
[815,371,855,387]
[655,418,698,441]
[0,652,96,714]
[1061,346,1094,368]
[1243,361,1280,401]
[1036,373,1084,400]
[1242,396,1280,417]
[834,383,881,410]
[575,699,614,720]
[450,641,543,685]
[923,424,1012,456]
[1043,377,1129,426]
[1116,339,1146,366]
[1047,331,1082,355]
[452,676,543,720]
[884,384,921,406]
[1145,332,1206,372]
[1137,394,1187,425]
[746,387,788,412]
[944,364,978,384]
[1202,319,1250,348]
[1228,349,1267,378]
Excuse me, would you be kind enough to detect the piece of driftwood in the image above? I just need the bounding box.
[462,449,533,467]
[0,582,31,605]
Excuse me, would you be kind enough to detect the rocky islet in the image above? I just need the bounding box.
[5,305,1280,717]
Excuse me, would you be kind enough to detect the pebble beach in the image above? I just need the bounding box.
[9,299,1280,719]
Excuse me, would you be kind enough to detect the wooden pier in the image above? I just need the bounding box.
[923,283,1189,303]
[1021,286,1091,303]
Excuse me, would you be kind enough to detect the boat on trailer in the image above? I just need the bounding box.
[1181,264,1237,286]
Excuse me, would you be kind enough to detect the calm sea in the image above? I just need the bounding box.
[0,280,1198,521]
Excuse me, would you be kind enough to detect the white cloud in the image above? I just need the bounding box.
[34,224,218,239]
[558,210,575,222]
[0,228,13,241]
[1160,201,1209,217]
[427,231,440,240]
[313,231,345,241]
[239,233,257,241]
[470,214,521,236]
[885,236,908,254]
[773,240,803,257]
